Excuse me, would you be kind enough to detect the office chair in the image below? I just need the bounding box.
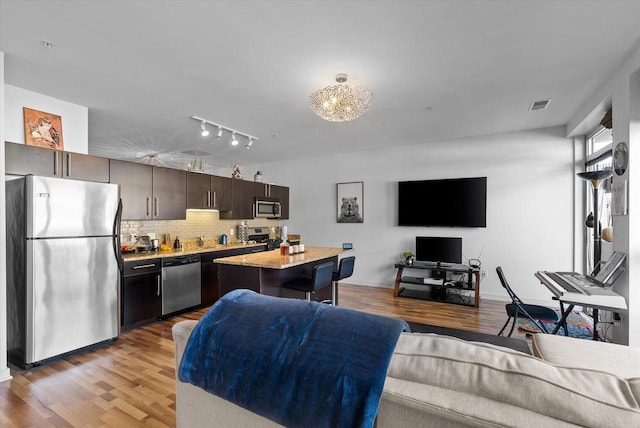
[284,261,335,301]
[496,266,560,337]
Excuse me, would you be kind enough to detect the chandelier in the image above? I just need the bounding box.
[309,73,373,122]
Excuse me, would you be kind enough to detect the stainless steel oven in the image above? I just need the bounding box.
[254,197,281,218]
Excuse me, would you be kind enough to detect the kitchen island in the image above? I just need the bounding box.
[214,246,343,303]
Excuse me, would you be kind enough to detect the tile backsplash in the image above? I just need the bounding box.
[120,210,279,248]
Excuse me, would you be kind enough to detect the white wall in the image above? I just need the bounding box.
[249,125,576,306]
[4,84,88,154]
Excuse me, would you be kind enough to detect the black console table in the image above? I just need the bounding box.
[394,262,480,307]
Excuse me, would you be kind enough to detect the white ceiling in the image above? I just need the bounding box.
[2,1,640,170]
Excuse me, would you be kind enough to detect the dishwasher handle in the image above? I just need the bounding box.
[163,255,201,267]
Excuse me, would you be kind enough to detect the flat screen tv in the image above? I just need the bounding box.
[416,236,462,264]
[398,177,487,227]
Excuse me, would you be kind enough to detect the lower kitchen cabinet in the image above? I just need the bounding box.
[121,258,162,331]
[200,245,267,306]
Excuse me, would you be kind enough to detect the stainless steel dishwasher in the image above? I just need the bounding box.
[161,255,201,316]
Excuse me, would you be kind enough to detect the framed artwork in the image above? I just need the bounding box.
[337,181,364,223]
[612,179,628,216]
[23,107,64,150]
[614,142,628,176]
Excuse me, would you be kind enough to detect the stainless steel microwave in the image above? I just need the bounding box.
[254,197,281,218]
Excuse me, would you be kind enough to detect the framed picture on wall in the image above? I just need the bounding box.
[337,181,364,223]
[612,179,628,216]
[23,107,64,150]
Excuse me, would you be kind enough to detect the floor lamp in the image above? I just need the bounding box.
[576,168,614,274]
[576,168,613,340]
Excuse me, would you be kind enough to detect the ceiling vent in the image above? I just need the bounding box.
[529,99,551,111]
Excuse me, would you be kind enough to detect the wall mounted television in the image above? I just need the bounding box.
[398,177,487,227]
[416,236,462,265]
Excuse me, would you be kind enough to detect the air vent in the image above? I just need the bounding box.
[529,99,551,111]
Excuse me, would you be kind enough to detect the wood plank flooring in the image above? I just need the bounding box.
[0,284,525,427]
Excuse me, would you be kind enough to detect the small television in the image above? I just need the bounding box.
[416,236,462,265]
[398,177,487,227]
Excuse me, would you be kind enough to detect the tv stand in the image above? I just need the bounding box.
[393,262,480,307]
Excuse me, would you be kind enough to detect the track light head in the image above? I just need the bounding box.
[245,137,253,149]
[216,126,223,140]
[231,132,239,146]
[200,121,209,137]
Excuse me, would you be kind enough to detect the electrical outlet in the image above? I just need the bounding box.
[481,269,487,278]
[131,233,138,241]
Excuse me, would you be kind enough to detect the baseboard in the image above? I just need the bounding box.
[0,366,12,383]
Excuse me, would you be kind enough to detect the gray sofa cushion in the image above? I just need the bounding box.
[385,332,640,427]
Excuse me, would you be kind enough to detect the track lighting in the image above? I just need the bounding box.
[200,121,210,137]
[191,116,258,148]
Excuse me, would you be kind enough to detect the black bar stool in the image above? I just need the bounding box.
[331,256,355,306]
[284,261,335,301]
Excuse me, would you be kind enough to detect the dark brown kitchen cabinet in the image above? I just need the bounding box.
[121,258,162,331]
[110,159,153,220]
[211,175,232,211]
[200,245,267,306]
[270,184,289,219]
[110,159,186,220]
[187,172,232,211]
[219,178,256,220]
[5,141,110,182]
[153,166,187,219]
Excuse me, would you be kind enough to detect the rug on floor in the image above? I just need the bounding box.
[517,309,594,340]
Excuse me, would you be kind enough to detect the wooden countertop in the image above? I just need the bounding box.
[121,242,266,262]
[214,246,343,269]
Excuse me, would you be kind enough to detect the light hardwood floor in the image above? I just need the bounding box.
[0,284,524,427]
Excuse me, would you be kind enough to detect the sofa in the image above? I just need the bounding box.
[173,316,640,427]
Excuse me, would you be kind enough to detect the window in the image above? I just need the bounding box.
[584,125,613,273]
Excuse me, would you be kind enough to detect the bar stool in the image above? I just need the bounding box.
[284,261,335,301]
[331,256,355,306]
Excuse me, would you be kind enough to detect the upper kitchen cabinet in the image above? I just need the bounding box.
[152,166,187,219]
[219,178,255,220]
[110,159,153,219]
[110,159,186,220]
[270,184,289,219]
[5,141,110,182]
[187,172,232,211]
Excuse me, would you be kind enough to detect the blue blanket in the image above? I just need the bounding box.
[178,289,410,428]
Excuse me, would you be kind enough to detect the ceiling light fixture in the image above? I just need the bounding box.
[200,121,210,137]
[191,116,258,149]
[309,73,373,122]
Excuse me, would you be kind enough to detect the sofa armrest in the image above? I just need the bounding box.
[173,320,198,369]
[172,320,283,428]
[532,333,640,378]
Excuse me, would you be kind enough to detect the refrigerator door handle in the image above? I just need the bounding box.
[66,152,71,177]
[53,151,59,176]
[113,199,124,274]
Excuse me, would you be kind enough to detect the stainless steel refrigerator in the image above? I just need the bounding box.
[6,175,122,368]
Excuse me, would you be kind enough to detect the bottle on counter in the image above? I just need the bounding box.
[280,239,290,256]
[173,236,181,249]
